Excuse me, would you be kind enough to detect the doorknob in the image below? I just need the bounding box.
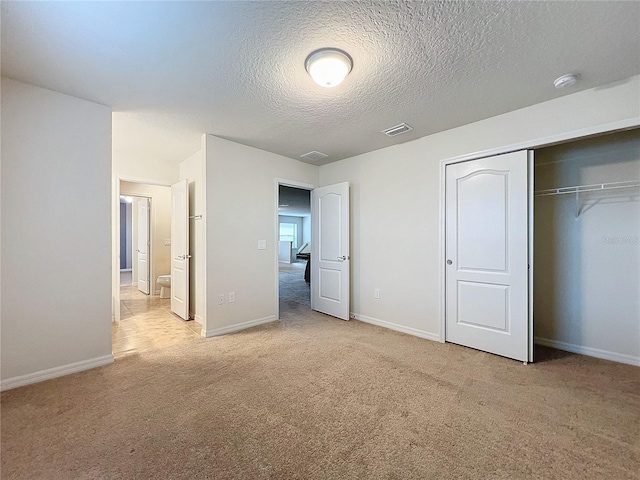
[337,255,349,261]
[447,259,453,265]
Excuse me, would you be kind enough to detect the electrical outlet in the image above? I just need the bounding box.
[218,294,225,305]
[257,240,267,250]
[374,288,380,299]
[229,292,235,303]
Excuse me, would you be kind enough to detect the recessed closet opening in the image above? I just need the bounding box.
[533,129,640,365]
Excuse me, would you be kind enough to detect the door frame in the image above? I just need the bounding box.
[274,178,317,321]
[438,118,639,355]
[112,175,171,323]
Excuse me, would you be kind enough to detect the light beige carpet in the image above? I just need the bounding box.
[2,310,639,479]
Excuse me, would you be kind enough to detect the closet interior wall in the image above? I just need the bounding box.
[534,129,640,364]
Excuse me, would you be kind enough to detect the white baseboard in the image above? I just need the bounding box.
[204,315,277,337]
[194,315,203,325]
[534,337,640,367]
[351,313,441,343]
[0,354,115,392]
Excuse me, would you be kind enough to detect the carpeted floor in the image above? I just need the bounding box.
[1,307,639,479]
[279,260,310,315]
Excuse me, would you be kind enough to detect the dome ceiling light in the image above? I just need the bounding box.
[305,48,353,88]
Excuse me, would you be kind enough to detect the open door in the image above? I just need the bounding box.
[136,197,150,295]
[171,179,190,320]
[445,150,530,362]
[311,182,350,320]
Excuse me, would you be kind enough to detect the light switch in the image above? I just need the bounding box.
[258,240,267,250]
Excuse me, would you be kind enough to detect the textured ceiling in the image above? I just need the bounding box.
[2,1,639,166]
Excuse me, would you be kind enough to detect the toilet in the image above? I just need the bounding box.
[157,275,171,299]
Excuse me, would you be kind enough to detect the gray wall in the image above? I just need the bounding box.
[119,202,133,269]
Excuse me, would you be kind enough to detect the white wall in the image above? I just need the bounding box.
[534,130,640,363]
[121,182,172,294]
[302,216,311,245]
[113,151,179,186]
[319,75,640,341]
[1,78,113,389]
[205,135,318,335]
[179,144,206,325]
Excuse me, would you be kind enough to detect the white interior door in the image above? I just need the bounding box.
[445,150,530,362]
[136,197,150,295]
[171,179,189,320]
[311,182,350,320]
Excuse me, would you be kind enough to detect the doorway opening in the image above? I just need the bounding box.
[113,179,200,358]
[278,184,312,318]
[119,194,151,297]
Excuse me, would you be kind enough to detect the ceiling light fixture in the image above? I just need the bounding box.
[305,48,352,88]
[554,73,578,89]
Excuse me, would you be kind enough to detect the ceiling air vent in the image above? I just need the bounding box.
[300,151,329,162]
[382,123,413,137]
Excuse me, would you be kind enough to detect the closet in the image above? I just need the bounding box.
[533,129,640,365]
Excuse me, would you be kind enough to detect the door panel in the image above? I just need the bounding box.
[445,150,529,361]
[457,282,509,331]
[319,268,341,302]
[312,182,350,320]
[457,171,508,271]
[171,179,189,320]
[137,197,150,295]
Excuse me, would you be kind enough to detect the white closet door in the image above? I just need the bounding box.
[445,150,530,362]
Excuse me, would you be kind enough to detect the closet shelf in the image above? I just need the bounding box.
[534,180,640,197]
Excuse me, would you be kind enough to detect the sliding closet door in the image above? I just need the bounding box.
[445,150,530,362]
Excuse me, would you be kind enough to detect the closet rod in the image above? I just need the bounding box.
[534,180,640,197]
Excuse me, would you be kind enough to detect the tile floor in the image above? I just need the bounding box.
[113,262,309,358]
[113,280,202,358]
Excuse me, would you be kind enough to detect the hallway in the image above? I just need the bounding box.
[113,280,202,358]
[279,260,311,318]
